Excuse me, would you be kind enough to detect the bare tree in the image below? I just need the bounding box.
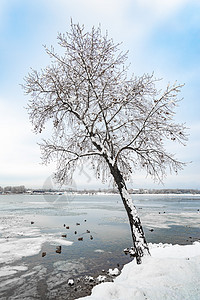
[23,22,188,264]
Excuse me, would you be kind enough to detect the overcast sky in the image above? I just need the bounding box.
[0,0,200,189]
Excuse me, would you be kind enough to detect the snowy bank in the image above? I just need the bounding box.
[78,242,200,300]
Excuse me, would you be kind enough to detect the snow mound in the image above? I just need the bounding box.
[78,242,200,300]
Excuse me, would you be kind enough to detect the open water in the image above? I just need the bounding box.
[0,193,200,299]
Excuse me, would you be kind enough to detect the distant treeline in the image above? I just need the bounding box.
[129,188,200,194]
[0,185,26,194]
[72,188,200,194]
[0,186,200,195]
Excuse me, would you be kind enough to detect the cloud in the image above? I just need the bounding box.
[0,98,55,187]
[137,0,188,16]
[53,0,131,15]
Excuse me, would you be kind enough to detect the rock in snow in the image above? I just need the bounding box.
[77,242,200,300]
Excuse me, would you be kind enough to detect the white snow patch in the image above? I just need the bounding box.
[0,235,73,264]
[108,268,120,276]
[94,249,105,253]
[149,241,200,259]
[78,241,200,300]
[48,238,73,246]
[97,275,107,282]
[87,276,94,282]
[68,279,74,286]
[0,237,43,264]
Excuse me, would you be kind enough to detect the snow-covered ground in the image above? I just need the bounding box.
[78,242,200,300]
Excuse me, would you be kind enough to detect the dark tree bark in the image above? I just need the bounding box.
[91,134,150,264]
[109,163,150,264]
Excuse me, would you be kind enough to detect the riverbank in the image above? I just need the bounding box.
[78,241,200,300]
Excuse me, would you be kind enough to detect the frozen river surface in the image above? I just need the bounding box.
[0,193,200,299]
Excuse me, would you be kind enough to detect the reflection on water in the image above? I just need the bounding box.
[0,193,200,299]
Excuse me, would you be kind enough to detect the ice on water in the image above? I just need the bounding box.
[53,259,85,274]
[0,215,73,264]
[0,193,199,299]
[0,211,73,299]
[0,265,28,277]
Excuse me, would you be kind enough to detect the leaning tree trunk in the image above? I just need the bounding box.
[110,164,150,264]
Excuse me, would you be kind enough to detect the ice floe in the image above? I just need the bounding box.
[0,214,73,265]
[94,249,105,253]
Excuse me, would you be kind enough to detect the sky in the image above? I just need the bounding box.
[0,0,200,190]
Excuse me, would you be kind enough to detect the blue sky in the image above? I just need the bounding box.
[0,0,200,189]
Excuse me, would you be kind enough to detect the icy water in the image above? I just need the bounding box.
[0,193,200,299]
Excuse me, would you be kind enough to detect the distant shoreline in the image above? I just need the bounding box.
[1,189,200,195]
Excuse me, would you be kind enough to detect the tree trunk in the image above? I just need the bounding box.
[110,164,150,264]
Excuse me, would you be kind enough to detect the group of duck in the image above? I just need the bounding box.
[41,219,94,257]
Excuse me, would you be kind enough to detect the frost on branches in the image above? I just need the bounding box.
[22,22,188,264]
